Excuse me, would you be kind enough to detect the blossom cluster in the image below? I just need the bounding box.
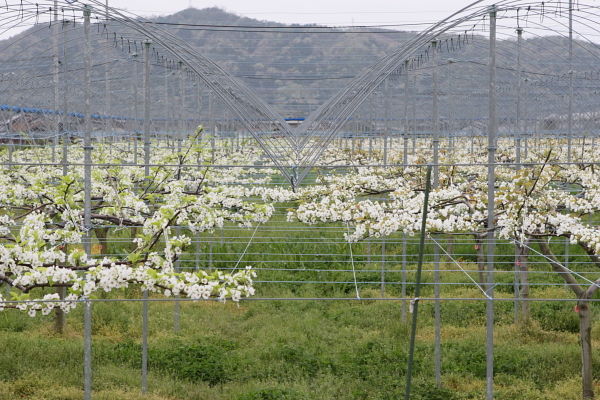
[0,134,275,315]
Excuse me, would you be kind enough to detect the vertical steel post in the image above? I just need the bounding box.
[514,27,523,324]
[62,20,69,176]
[197,80,202,167]
[209,231,213,271]
[404,165,432,400]
[133,57,138,164]
[486,7,498,400]
[447,59,454,155]
[369,95,373,157]
[566,0,574,275]
[195,232,200,271]
[164,61,169,135]
[210,91,215,163]
[53,0,66,333]
[52,1,59,164]
[402,60,409,322]
[178,61,184,154]
[7,70,13,135]
[141,39,151,395]
[141,289,148,394]
[568,0,573,164]
[84,299,92,400]
[403,61,409,166]
[83,8,92,258]
[412,75,417,155]
[513,240,520,324]
[380,236,386,297]
[432,41,439,187]
[174,61,184,333]
[198,80,202,127]
[516,28,523,167]
[523,79,528,159]
[431,39,441,387]
[383,80,389,166]
[7,71,13,167]
[143,41,151,176]
[83,8,92,400]
[105,3,111,139]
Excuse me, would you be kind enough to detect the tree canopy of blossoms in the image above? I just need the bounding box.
[0,133,276,315]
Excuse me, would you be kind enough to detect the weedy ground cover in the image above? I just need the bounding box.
[0,230,598,400]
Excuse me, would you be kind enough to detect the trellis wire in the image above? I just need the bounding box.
[0,0,600,398]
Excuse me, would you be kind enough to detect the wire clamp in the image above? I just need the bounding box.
[409,297,419,313]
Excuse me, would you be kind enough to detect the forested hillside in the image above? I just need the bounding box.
[153,7,415,114]
[1,6,599,120]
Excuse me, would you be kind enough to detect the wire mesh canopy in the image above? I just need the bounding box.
[1,0,600,186]
[0,0,298,180]
[3,2,600,398]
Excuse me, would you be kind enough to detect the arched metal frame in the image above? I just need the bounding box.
[1,1,600,187]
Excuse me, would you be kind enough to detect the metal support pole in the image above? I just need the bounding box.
[568,0,573,164]
[448,59,454,155]
[403,60,409,166]
[133,57,138,165]
[486,7,498,400]
[195,232,200,271]
[83,8,92,400]
[175,61,184,333]
[412,75,417,155]
[197,78,203,167]
[402,60,409,322]
[105,16,111,138]
[515,27,523,324]
[52,1,59,164]
[178,61,184,154]
[404,165,432,400]
[369,96,373,157]
[431,39,441,387]
[62,20,69,176]
[513,242,520,324]
[209,231,213,271]
[566,0,574,273]
[380,237,386,297]
[516,28,523,167]
[434,235,441,388]
[7,72,13,164]
[142,290,148,394]
[383,80,389,166]
[164,61,169,135]
[143,41,151,176]
[432,41,440,186]
[523,80,528,159]
[53,0,66,333]
[198,80,203,127]
[83,8,92,258]
[210,91,215,163]
[84,299,92,400]
[142,39,151,394]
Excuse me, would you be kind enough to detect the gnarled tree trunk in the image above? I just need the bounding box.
[54,244,67,334]
[475,234,486,287]
[538,239,599,399]
[517,239,532,323]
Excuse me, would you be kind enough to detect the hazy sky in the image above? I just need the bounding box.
[110,0,479,28]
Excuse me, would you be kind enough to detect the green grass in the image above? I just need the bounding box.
[1,285,599,399]
[2,219,600,399]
